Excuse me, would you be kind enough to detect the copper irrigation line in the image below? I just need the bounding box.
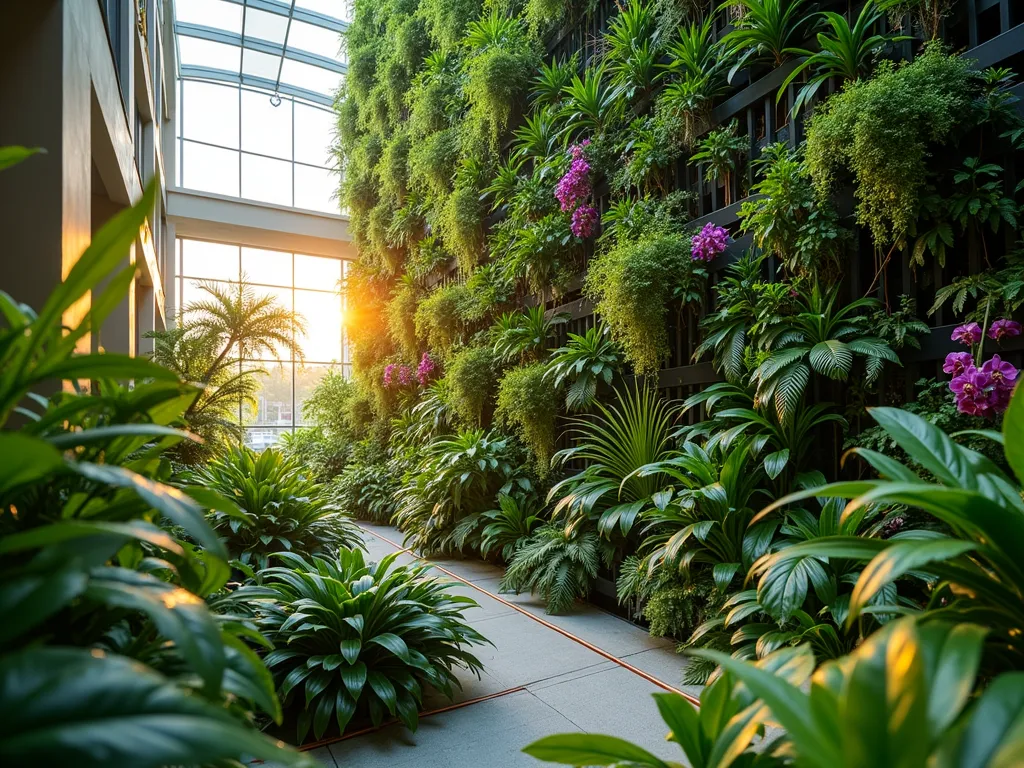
[360,525,702,707]
[297,685,528,752]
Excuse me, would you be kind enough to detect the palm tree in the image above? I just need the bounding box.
[148,279,306,463]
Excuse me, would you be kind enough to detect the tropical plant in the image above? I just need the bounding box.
[495,362,561,473]
[331,460,400,523]
[721,0,817,80]
[148,278,304,463]
[606,0,662,101]
[394,429,529,554]
[928,248,1024,322]
[780,1,908,116]
[545,324,622,411]
[524,645,812,768]
[492,306,567,364]
[694,252,795,382]
[805,45,977,247]
[190,446,363,570]
[634,440,773,592]
[872,294,931,351]
[446,343,500,426]
[738,143,846,277]
[550,386,679,540]
[244,549,487,742]
[660,17,731,147]
[501,524,606,614]
[677,381,847,488]
[750,284,898,425]
[753,389,1024,670]
[691,121,747,205]
[527,617,1024,767]
[0,174,308,766]
[585,234,706,375]
[561,65,624,138]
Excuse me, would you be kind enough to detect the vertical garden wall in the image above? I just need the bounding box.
[323,0,1024,740]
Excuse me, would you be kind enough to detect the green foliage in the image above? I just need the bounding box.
[394,429,528,553]
[446,344,500,426]
[757,393,1024,669]
[550,386,679,540]
[780,0,908,117]
[0,178,306,767]
[528,618,1024,768]
[738,143,846,277]
[491,305,566,364]
[420,0,483,51]
[496,362,561,472]
[545,324,621,411]
[644,576,724,641]
[599,191,694,245]
[409,127,461,197]
[691,120,747,204]
[501,525,604,614]
[805,45,977,246]
[722,0,817,74]
[414,282,470,354]
[750,283,898,426]
[331,461,401,523]
[191,447,363,570]
[472,492,545,561]
[872,294,931,351]
[929,248,1024,322]
[606,0,662,101]
[279,427,352,483]
[585,234,705,375]
[463,14,539,151]
[437,182,485,274]
[244,549,486,742]
[300,367,364,440]
[524,0,571,35]
[148,279,305,464]
[386,277,422,359]
[659,17,731,147]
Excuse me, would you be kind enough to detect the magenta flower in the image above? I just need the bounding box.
[417,353,436,385]
[987,318,1022,342]
[398,365,413,386]
[949,364,993,416]
[571,205,598,239]
[951,323,982,346]
[383,364,396,388]
[980,354,1018,389]
[942,352,974,377]
[554,143,593,213]
[691,223,730,262]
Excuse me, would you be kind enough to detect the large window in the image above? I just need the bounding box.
[174,79,340,213]
[172,0,347,212]
[174,237,351,450]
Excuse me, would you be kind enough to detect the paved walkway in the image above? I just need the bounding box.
[261,522,701,768]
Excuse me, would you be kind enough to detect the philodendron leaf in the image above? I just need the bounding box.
[1004,385,1024,485]
[0,647,313,768]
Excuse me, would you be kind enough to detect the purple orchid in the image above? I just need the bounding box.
[571,205,597,239]
[691,223,730,262]
[951,322,982,346]
[417,353,436,385]
[987,318,1022,342]
[383,363,396,388]
[942,351,974,377]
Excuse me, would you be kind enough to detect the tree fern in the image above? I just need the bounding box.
[500,525,602,614]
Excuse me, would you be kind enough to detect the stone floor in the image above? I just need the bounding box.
[254,522,702,768]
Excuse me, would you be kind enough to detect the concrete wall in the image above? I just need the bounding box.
[0,0,165,356]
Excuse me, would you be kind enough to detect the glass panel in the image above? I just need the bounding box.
[177,36,242,73]
[182,81,239,148]
[295,0,347,21]
[244,8,289,45]
[294,254,342,290]
[279,59,342,96]
[295,290,342,362]
[287,20,344,62]
[241,90,292,159]
[181,141,240,197]
[242,248,291,287]
[294,103,336,167]
[243,427,290,451]
[242,49,282,81]
[294,165,339,214]
[241,153,293,206]
[245,284,294,360]
[242,362,293,426]
[296,363,335,425]
[175,0,243,32]
[180,277,234,310]
[181,239,239,280]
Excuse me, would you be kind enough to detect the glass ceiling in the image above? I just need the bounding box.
[174,0,349,108]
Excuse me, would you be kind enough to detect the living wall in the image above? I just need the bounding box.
[319,0,1024,758]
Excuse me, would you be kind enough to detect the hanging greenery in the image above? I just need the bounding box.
[446,343,501,425]
[495,362,561,473]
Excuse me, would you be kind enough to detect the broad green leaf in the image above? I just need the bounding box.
[0,146,43,171]
[0,567,87,644]
[0,432,64,496]
[523,733,673,767]
[1004,386,1024,485]
[652,693,704,766]
[934,672,1024,768]
[0,647,312,767]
